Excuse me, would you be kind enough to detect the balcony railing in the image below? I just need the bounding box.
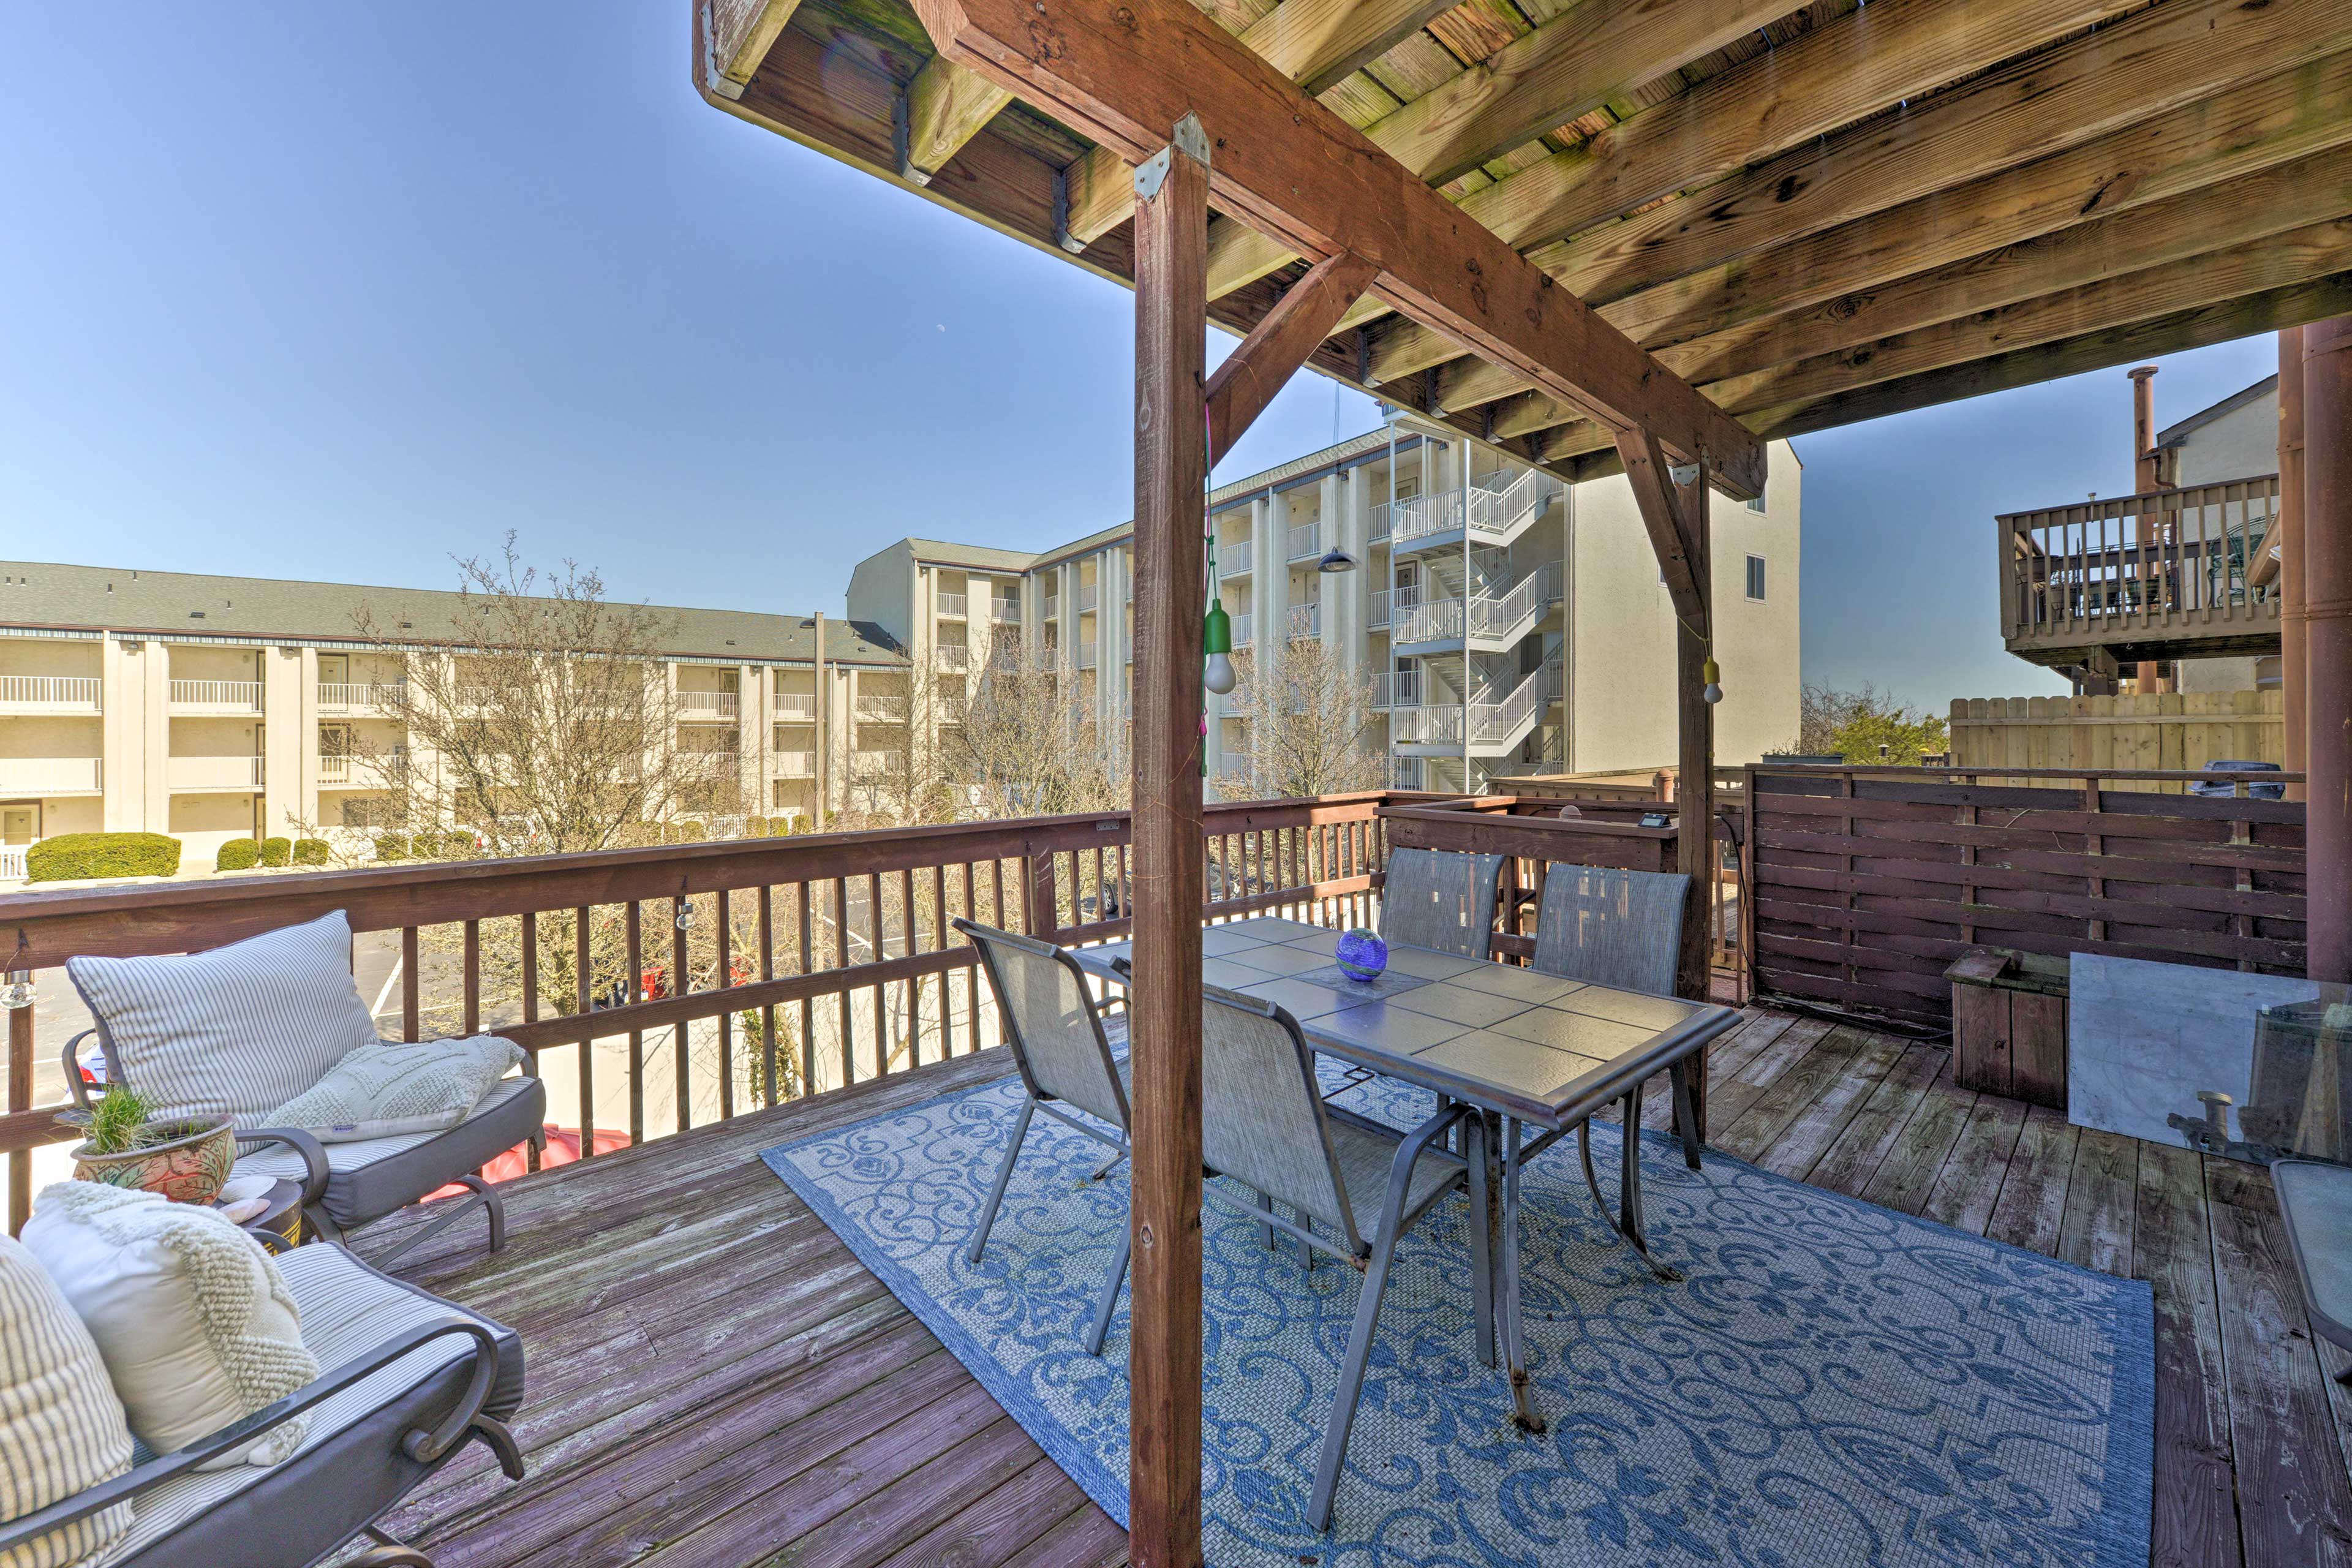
[773,691,817,720]
[856,694,909,722]
[936,644,970,670]
[0,758,102,795]
[318,752,405,786]
[1372,669,1420,709]
[1287,520,1321,562]
[1999,474,2283,666]
[937,591,968,617]
[168,755,264,791]
[0,676,101,712]
[773,750,816,777]
[677,690,741,722]
[1287,602,1320,639]
[315,681,406,711]
[1218,551,1251,581]
[168,679,263,711]
[1076,584,1098,613]
[1077,639,1098,669]
[1369,589,1391,630]
[0,845,24,881]
[989,596,1020,621]
[1231,614,1251,647]
[1372,467,1559,548]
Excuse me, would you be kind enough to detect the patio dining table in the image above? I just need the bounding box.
[1071,914,1742,1431]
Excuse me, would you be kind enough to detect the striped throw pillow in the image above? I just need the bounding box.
[67,910,381,1130]
[0,1234,134,1568]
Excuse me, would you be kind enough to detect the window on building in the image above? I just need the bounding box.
[1745,554,1767,601]
[1747,481,1768,514]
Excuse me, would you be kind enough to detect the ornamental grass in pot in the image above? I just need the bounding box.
[60,1085,236,1205]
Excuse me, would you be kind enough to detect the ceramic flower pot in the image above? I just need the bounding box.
[70,1115,237,1205]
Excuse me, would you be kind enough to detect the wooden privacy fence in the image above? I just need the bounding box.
[1949,692,2283,783]
[1745,764,2306,1033]
[2,793,1400,1232]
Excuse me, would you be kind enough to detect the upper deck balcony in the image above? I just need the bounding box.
[168,678,263,714]
[1999,475,2282,671]
[0,676,102,715]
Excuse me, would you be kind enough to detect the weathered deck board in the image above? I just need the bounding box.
[376,1008,2352,1568]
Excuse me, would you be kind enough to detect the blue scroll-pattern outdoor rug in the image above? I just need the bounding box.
[761,1066,2152,1568]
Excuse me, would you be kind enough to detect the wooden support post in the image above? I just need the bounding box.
[7,987,30,1237]
[1670,459,1714,1140]
[2305,315,2352,984]
[2282,326,2309,802]
[1126,112,1210,1568]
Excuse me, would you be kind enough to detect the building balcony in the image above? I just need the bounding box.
[989,595,1020,621]
[937,590,968,618]
[320,753,405,787]
[856,694,909,723]
[773,749,816,777]
[773,691,817,722]
[677,690,741,722]
[1287,520,1322,562]
[1076,585,1098,613]
[1077,639,1098,669]
[936,644,970,671]
[1999,475,2283,673]
[0,675,102,715]
[1218,551,1250,581]
[315,681,406,712]
[168,679,263,714]
[0,757,102,795]
[1369,589,1392,630]
[168,755,264,791]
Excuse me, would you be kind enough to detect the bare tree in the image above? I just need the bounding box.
[951,635,1127,820]
[1225,638,1382,800]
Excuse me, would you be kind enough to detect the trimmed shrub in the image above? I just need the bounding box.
[215,838,260,872]
[26,832,182,883]
[372,832,411,862]
[743,815,769,839]
[258,837,292,868]
[292,838,330,866]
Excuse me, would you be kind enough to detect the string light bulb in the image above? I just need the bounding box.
[1701,657,1724,705]
[1,973,32,1011]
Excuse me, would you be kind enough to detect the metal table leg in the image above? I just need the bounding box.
[1464,1111,1495,1368]
[1501,1117,1544,1433]
[1575,1077,1684,1284]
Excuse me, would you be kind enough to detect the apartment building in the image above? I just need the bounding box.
[0,564,905,870]
[850,417,1803,794]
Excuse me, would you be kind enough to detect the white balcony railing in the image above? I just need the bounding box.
[168,679,263,711]
[1287,521,1321,562]
[937,591,968,617]
[0,758,102,794]
[1218,551,1251,581]
[1076,585,1098,613]
[989,596,1020,621]
[168,755,264,791]
[1397,660,1556,750]
[1077,639,1099,669]
[1368,589,1392,630]
[856,695,909,722]
[317,752,405,786]
[1231,614,1252,647]
[318,755,352,785]
[315,682,406,710]
[773,691,817,720]
[1043,596,1060,622]
[774,750,816,777]
[0,845,26,880]
[678,690,741,722]
[1287,603,1320,639]
[1372,669,1421,710]
[1371,467,1559,548]
[936,644,970,671]
[0,676,101,711]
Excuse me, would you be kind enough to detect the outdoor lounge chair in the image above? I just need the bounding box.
[1087,984,1469,1532]
[1381,847,1505,959]
[0,1240,525,1568]
[63,1031,545,1267]
[953,918,1134,1354]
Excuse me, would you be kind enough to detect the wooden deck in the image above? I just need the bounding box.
[363,1008,2352,1568]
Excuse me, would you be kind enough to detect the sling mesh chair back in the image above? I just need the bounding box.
[1381,848,1506,959]
[1194,986,1469,1531]
[952,918,1132,1351]
[1529,863,1690,997]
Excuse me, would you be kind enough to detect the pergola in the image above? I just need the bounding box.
[691,0,2352,1559]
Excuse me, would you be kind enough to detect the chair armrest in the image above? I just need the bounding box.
[236,1126,332,1207]
[0,1313,514,1554]
[60,1030,97,1112]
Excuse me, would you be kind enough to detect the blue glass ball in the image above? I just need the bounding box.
[1335,929,1388,982]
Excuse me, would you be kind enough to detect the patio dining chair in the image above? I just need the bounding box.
[1529,862,1703,1268]
[1381,847,1505,959]
[952,918,1134,1354]
[1087,984,1469,1532]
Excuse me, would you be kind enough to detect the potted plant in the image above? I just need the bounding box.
[59,1085,236,1205]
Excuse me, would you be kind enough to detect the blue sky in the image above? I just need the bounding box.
[0,6,2283,715]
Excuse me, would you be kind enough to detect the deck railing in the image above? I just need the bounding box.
[1999,474,2282,660]
[0,676,101,710]
[168,679,263,710]
[1,793,1401,1231]
[677,690,741,721]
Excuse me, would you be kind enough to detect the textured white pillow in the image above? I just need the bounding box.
[262,1035,526,1142]
[0,1234,134,1568]
[22,1183,319,1472]
[66,910,380,1130]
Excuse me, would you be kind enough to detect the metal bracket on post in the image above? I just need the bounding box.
[1668,462,1701,488]
[1134,111,1209,198]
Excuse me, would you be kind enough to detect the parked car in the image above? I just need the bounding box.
[2189,760,2284,800]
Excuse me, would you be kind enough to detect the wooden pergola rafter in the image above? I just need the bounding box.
[693,0,2352,1558]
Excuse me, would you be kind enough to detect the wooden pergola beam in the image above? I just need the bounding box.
[1127,111,1212,1568]
[708,0,805,100]
[1617,428,1708,635]
[911,0,1767,496]
[901,57,1015,184]
[1060,0,1458,250]
[1206,252,1379,466]
[1199,0,1789,300]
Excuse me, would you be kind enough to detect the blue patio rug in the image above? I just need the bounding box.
[761,1068,2152,1567]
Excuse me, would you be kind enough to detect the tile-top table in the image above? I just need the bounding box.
[1071,915,1742,1430]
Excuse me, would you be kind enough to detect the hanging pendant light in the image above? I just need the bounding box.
[1203,594,1236,694]
[1316,546,1357,574]
[1701,656,1724,705]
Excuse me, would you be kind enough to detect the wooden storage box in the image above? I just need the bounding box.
[1946,948,2070,1109]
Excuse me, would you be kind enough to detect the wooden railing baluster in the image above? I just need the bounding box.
[715,891,734,1122]
[575,905,595,1159]
[758,884,777,1106]
[671,895,691,1136]
[401,926,420,1042]
[462,919,481,1037]
[626,901,645,1146]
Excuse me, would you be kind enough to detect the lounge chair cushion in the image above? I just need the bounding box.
[67,912,380,1131]
[0,1234,134,1568]
[262,1036,527,1144]
[236,1076,546,1233]
[106,1244,524,1568]
[21,1184,318,1472]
